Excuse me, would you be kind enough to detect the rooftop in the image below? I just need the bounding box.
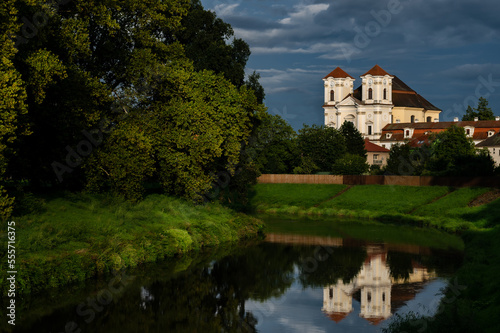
[323,67,354,79]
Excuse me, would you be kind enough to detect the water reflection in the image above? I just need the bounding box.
[11,228,462,333]
[322,245,435,326]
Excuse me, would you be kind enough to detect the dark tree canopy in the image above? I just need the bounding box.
[176,0,250,87]
[462,97,495,121]
[1,0,266,212]
[297,125,346,172]
[340,121,367,158]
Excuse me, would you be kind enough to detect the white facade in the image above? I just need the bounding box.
[323,65,441,143]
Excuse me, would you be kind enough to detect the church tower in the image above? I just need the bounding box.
[323,67,355,105]
[360,64,393,105]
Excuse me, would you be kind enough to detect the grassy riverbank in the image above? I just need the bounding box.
[251,184,497,232]
[252,183,500,332]
[0,193,264,295]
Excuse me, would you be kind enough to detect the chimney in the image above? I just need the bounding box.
[415,119,419,123]
[474,117,479,122]
[453,117,459,122]
[396,119,400,123]
[496,116,500,121]
[433,118,439,122]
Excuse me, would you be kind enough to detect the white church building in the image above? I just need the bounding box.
[323,65,441,142]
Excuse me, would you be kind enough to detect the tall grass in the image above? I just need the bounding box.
[0,193,264,294]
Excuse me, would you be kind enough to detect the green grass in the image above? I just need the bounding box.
[0,193,264,294]
[250,183,347,209]
[412,187,490,217]
[318,185,450,214]
[251,184,500,232]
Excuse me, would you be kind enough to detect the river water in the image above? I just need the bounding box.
[13,215,463,333]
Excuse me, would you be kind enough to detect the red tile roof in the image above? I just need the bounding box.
[362,64,390,76]
[380,120,500,145]
[365,139,390,152]
[326,311,350,323]
[383,120,500,131]
[351,75,440,111]
[323,67,354,79]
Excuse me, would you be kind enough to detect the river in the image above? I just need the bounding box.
[13,215,463,332]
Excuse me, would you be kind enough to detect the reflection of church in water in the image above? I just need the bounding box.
[322,245,435,325]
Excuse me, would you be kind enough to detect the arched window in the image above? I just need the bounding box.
[411,115,415,123]
[383,88,387,100]
[368,88,373,100]
[330,90,334,102]
[427,116,432,122]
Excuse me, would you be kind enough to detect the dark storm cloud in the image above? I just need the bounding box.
[202,0,500,128]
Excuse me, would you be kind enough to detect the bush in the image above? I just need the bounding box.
[331,153,369,175]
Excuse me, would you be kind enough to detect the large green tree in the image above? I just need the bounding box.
[462,97,495,121]
[425,125,494,176]
[0,0,29,219]
[5,0,264,203]
[176,0,250,87]
[297,124,346,172]
[251,113,298,174]
[339,121,366,158]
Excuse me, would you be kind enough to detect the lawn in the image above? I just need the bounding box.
[250,183,347,209]
[318,185,450,214]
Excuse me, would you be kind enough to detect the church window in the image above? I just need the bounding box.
[329,288,333,299]
[383,88,387,100]
[368,88,373,100]
[367,292,372,302]
[427,116,432,123]
[368,125,372,135]
[382,293,386,302]
[330,90,334,101]
[411,115,415,123]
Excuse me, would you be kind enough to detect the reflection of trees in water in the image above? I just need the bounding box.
[13,242,463,332]
[298,246,367,287]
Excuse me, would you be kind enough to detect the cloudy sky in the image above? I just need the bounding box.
[200,0,500,130]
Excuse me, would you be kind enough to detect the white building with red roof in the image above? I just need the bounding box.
[323,65,441,141]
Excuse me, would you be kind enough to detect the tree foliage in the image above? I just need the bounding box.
[331,153,369,175]
[1,0,265,204]
[297,125,346,172]
[0,0,29,219]
[462,97,495,121]
[339,121,367,158]
[251,113,297,174]
[384,125,495,177]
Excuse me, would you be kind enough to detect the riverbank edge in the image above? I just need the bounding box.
[250,183,500,332]
[0,193,265,296]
